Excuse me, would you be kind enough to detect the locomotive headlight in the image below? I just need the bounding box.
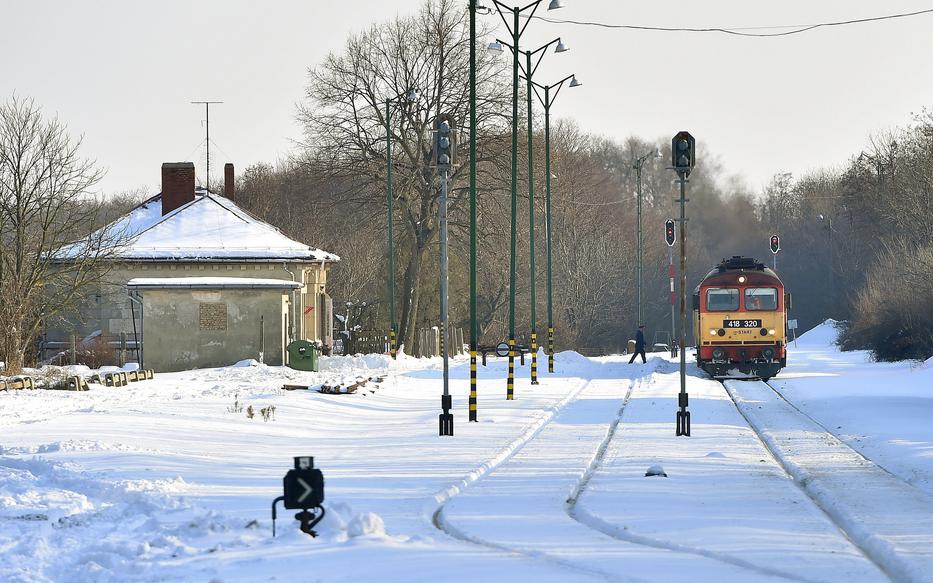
[709,329,717,336]
[718,329,726,336]
[769,329,776,335]
[712,348,724,359]
[738,275,746,283]
[763,348,775,360]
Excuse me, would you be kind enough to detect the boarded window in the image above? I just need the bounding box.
[199,302,227,330]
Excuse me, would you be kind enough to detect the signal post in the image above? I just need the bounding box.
[672,131,695,437]
[435,114,455,436]
[770,234,780,271]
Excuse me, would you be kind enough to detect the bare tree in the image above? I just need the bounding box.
[298,0,509,350]
[0,96,119,373]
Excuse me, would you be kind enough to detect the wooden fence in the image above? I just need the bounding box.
[414,326,465,358]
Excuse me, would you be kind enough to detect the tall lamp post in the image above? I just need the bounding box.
[530,73,581,374]
[487,0,566,398]
[817,213,835,317]
[633,148,661,328]
[384,88,419,360]
[496,36,568,386]
[467,0,491,421]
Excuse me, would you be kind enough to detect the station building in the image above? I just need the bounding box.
[48,162,339,371]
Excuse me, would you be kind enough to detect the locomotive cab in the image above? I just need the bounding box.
[694,256,788,380]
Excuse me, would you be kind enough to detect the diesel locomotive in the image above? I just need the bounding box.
[693,256,790,380]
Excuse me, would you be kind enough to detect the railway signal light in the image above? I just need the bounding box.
[665,219,676,246]
[433,115,455,171]
[271,457,326,538]
[671,131,695,177]
[770,234,780,254]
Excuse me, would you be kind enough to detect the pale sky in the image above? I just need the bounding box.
[2,0,931,196]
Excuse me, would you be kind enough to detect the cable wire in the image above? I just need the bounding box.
[526,7,933,37]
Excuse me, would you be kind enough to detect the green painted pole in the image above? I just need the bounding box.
[507,6,518,401]
[469,0,478,421]
[544,87,554,374]
[526,50,538,386]
[386,99,397,359]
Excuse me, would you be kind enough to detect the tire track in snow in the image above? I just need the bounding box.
[725,379,933,583]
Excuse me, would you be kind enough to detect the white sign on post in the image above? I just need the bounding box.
[788,319,798,330]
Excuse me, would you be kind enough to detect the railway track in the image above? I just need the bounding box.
[429,376,620,582]
[430,362,835,582]
[724,379,933,583]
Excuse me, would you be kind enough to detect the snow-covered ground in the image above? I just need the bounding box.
[1,322,932,582]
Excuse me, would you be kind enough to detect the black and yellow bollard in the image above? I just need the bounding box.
[507,337,515,400]
[469,346,478,422]
[548,326,555,373]
[389,327,397,360]
[530,330,539,385]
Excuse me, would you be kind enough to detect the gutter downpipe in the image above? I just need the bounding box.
[126,290,144,368]
[283,262,298,345]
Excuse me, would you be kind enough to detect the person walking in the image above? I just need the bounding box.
[629,324,647,364]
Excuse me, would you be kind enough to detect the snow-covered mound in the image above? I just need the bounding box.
[795,319,842,346]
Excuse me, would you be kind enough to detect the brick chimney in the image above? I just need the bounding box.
[161,162,196,216]
[224,163,235,201]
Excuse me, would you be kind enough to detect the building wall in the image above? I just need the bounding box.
[139,287,289,371]
[45,261,333,365]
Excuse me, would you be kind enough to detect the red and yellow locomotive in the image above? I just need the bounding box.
[693,256,790,380]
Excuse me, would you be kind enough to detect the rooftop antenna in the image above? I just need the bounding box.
[191,100,223,192]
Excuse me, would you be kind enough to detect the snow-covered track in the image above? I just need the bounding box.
[429,377,616,581]
[725,379,933,583]
[566,376,826,583]
[432,364,809,582]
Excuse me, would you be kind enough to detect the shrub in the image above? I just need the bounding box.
[841,241,933,361]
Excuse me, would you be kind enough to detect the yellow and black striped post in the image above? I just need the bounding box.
[507,337,515,400]
[548,326,555,373]
[530,330,539,385]
[469,347,478,421]
[389,327,397,359]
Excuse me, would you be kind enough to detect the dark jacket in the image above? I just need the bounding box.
[635,329,645,350]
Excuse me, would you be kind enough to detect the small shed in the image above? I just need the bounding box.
[127,277,302,371]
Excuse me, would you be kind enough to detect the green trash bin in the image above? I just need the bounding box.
[287,340,319,371]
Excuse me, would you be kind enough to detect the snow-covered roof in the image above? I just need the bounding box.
[127,277,302,290]
[56,190,339,263]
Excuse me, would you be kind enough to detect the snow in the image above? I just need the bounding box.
[1,323,932,582]
[55,192,339,263]
[127,277,302,289]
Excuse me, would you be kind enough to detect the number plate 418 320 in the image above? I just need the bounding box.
[723,319,761,328]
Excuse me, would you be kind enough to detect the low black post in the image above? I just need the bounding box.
[676,392,691,436]
[439,394,454,436]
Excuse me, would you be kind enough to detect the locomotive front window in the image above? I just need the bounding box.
[706,288,739,311]
[745,288,778,310]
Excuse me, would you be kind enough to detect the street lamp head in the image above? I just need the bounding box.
[817,213,825,221]
[487,40,504,53]
[569,75,582,87]
[475,1,493,14]
[548,0,565,9]
[405,88,420,102]
[555,40,568,53]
